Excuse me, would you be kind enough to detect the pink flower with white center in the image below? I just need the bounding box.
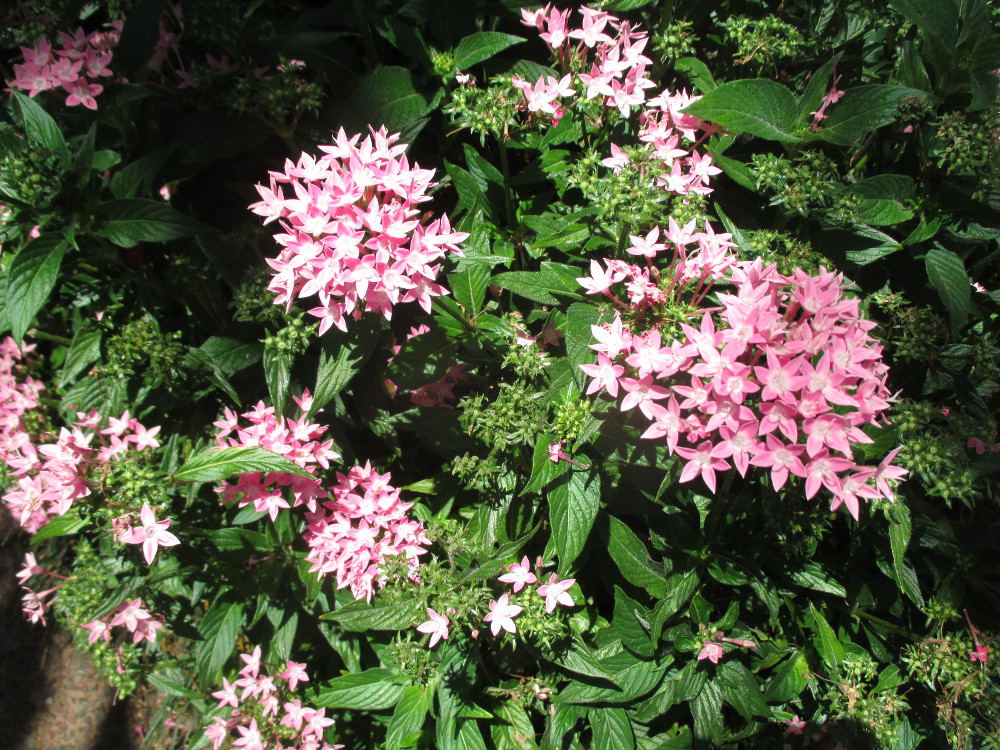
[416,607,450,647]
[122,502,179,565]
[484,594,523,636]
[211,677,240,708]
[536,573,576,613]
[580,353,625,398]
[81,618,112,644]
[697,641,724,664]
[785,716,807,735]
[498,556,538,592]
[627,226,667,258]
[675,441,731,494]
[280,660,310,690]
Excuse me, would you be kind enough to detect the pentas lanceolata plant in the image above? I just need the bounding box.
[249,127,468,333]
[4,0,1000,747]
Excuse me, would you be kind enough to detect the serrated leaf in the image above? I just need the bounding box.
[521,433,570,495]
[198,337,263,375]
[555,657,665,705]
[337,66,431,139]
[808,603,844,667]
[30,511,88,543]
[12,91,67,160]
[6,233,68,342]
[589,707,635,750]
[491,267,582,306]
[683,79,801,142]
[549,470,600,573]
[59,327,102,387]
[196,600,244,684]
[763,651,809,702]
[94,199,202,248]
[717,660,770,721]
[175,446,313,482]
[264,348,291,414]
[448,264,490,318]
[925,245,972,335]
[320,597,422,631]
[818,85,928,145]
[314,669,407,710]
[691,681,723,744]
[791,562,847,597]
[386,325,459,391]
[453,32,525,70]
[312,318,381,415]
[386,685,432,750]
[607,516,669,597]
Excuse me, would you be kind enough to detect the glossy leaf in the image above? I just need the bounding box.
[683,79,801,142]
[6,233,68,343]
[175,446,313,482]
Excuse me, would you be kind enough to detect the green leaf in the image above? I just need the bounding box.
[386,685,432,750]
[453,32,525,70]
[448,264,490,318]
[60,326,102,387]
[263,348,291,415]
[110,148,174,199]
[146,671,204,700]
[555,654,665,705]
[459,524,539,581]
[683,79,801,142]
[888,0,958,41]
[808,603,845,667]
[691,681,724,745]
[31,511,88,543]
[610,586,654,658]
[175,446,314,482]
[791,562,847,597]
[196,600,245,684]
[337,66,431,139]
[589,708,635,750]
[312,318,381,415]
[717,660,770,721]
[6,233,68,343]
[492,267,583,306]
[818,86,928,145]
[549,470,600,573]
[925,245,972,335]
[521,433,570,495]
[889,505,924,606]
[314,668,407,710]
[606,517,669,597]
[764,651,809,702]
[565,303,603,389]
[320,597,423,631]
[94,199,202,248]
[556,644,621,686]
[197,336,263,375]
[675,57,717,92]
[12,91,68,161]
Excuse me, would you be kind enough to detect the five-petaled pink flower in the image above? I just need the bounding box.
[697,641,724,664]
[536,573,576,614]
[498,556,538,592]
[122,502,180,565]
[484,594,523,636]
[416,607,451,647]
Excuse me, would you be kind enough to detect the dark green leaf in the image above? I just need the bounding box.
[925,245,972,335]
[717,660,770,721]
[522,433,570,495]
[12,91,67,160]
[453,32,525,70]
[589,707,635,750]
[94,199,202,248]
[549,470,600,573]
[819,86,928,145]
[196,600,244,684]
[683,79,801,142]
[60,327,102,387]
[808,604,844,667]
[607,517,669,597]
[386,685,432,750]
[492,268,582,306]
[386,325,459,391]
[314,669,407,710]
[337,66,431,138]
[320,598,422,631]
[6,233,68,342]
[31,511,88,543]
[312,318,381,415]
[175,446,314,482]
[448,264,490,318]
[691,681,724,744]
[263,348,291,414]
[197,336,263,375]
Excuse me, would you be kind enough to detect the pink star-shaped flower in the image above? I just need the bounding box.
[498,556,538,592]
[484,594,523,636]
[416,607,450,647]
[123,503,179,565]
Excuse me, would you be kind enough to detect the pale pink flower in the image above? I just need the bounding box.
[498,556,538,592]
[484,594,523,636]
[416,608,450,647]
[697,641,724,664]
[536,573,575,613]
[123,502,179,564]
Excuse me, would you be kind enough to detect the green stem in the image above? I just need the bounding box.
[30,330,73,346]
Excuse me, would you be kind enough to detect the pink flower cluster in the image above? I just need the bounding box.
[580,260,907,520]
[249,127,467,334]
[486,557,575,637]
[204,646,344,750]
[17,552,67,625]
[214,391,339,520]
[8,23,122,109]
[81,598,164,645]
[0,339,161,534]
[518,6,655,119]
[303,462,429,602]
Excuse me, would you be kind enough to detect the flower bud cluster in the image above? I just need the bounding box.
[249,127,467,334]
